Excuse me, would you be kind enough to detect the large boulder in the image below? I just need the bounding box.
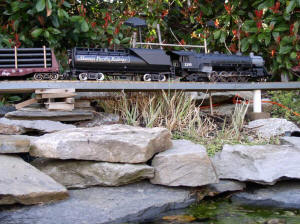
[232,181,300,209]
[213,144,300,184]
[246,118,300,139]
[0,117,75,134]
[32,159,154,188]
[281,136,300,149]
[0,122,25,135]
[0,155,68,205]
[0,135,31,153]
[150,140,218,186]
[30,124,172,163]
[0,182,195,224]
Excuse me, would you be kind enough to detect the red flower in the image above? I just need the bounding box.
[214,19,219,28]
[104,12,111,29]
[270,2,280,13]
[224,3,231,15]
[229,43,237,53]
[195,11,203,23]
[161,9,169,19]
[290,23,295,36]
[180,39,186,45]
[254,10,263,19]
[91,22,97,28]
[271,49,276,57]
[276,36,281,43]
[256,21,262,30]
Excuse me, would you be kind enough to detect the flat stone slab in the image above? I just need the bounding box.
[232,181,300,209]
[0,182,195,224]
[32,159,154,188]
[0,155,68,205]
[0,135,31,153]
[77,112,120,127]
[213,144,300,184]
[281,136,300,149]
[246,118,300,139]
[206,180,246,194]
[0,117,75,134]
[150,140,218,186]
[0,122,25,135]
[30,124,172,163]
[5,109,94,121]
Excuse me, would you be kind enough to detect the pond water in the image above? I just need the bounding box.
[143,198,300,224]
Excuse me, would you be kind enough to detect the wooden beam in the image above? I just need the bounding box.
[15,98,38,110]
[45,102,74,111]
[36,88,75,94]
[40,92,77,99]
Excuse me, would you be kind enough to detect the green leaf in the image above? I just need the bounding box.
[36,0,45,12]
[265,33,271,46]
[286,0,296,14]
[213,30,221,40]
[120,37,131,44]
[241,38,249,52]
[63,1,71,8]
[51,16,60,27]
[114,38,120,45]
[81,20,89,32]
[290,52,297,59]
[44,30,50,38]
[70,16,82,22]
[258,33,265,42]
[279,45,293,54]
[48,27,61,34]
[220,31,226,43]
[31,28,43,38]
[274,24,289,32]
[46,0,52,9]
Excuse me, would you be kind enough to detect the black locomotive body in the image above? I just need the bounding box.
[69,47,270,82]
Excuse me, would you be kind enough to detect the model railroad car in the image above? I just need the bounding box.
[0,46,270,82]
[0,47,60,80]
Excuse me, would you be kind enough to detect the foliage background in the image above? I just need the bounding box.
[0,0,299,80]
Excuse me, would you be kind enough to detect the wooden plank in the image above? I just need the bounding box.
[35,88,75,94]
[41,92,76,99]
[65,98,75,104]
[15,98,38,110]
[75,100,91,108]
[45,102,74,111]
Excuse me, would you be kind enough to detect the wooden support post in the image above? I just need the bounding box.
[132,32,137,48]
[209,91,213,115]
[204,38,208,53]
[14,46,18,69]
[43,45,47,68]
[156,24,163,50]
[253,90,262,113]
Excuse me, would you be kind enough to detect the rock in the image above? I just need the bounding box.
[150,140,218,186]
[0,155,68,205]
[0,117,75,134]
[0,135,31,153]
[32,159,154,188]
[213,144,300,184]
[281,136,300,149]
[77,112,120,127]
[0,122,25,135]
[231,181,300,209]
[188,91,253,105]
[0,105,16,117]
[206,180,246,194]
[246,118,300,139]
[0,182,195,224]
[30,124,172,163]
[5,109,94,121]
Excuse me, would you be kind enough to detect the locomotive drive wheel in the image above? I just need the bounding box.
[159,74,166,82]
[79,73,88,81]
[96,73,105,81]
[50,73,59,80]
[143,74,152,82]
[33,73,43,80]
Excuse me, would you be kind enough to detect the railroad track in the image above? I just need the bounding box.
[0,81,299,93]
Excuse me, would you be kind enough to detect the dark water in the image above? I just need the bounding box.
[145,198,300,224]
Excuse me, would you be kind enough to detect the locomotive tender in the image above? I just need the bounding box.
[0,46,270,82]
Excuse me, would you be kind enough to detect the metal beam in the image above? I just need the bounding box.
[0,81,299,93]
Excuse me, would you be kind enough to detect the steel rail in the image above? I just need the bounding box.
[0,81,299,93]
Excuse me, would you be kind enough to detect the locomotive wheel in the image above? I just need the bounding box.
[33,73,43,80]
[50,73,59,80]
[208,71,219,82]
[79,73,88,81]
[159,74,167,82]
[96,73,105,81]
[143,74,152,82]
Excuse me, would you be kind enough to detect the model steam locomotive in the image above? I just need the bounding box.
[0,46,270,82]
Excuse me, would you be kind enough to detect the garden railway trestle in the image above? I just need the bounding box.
[0,81,299,93]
